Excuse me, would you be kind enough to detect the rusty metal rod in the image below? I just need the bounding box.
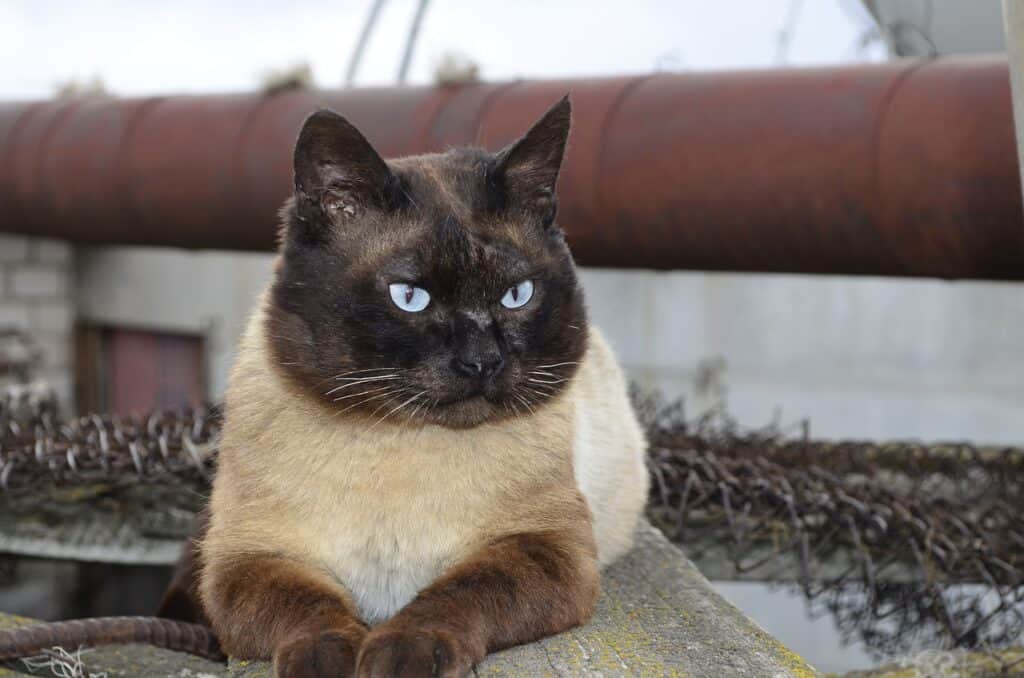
[0,56,1021,279]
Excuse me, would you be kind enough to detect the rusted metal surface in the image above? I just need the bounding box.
[0,56,1021,279]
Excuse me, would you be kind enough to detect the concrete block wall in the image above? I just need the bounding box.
[0,234,75,409]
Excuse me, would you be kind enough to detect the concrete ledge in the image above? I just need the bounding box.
[230,521,817,677]
[0,484,201,565]
[1,521,816,677]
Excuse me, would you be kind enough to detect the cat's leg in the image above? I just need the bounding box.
[357,529,599,678]
[201,554,367,677]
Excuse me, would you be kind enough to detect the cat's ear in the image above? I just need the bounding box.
[493,95,571,224]
[293,109,392,222]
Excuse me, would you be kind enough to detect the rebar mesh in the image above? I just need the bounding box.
[0,391,218,493]
[635,391,1023,665]
[1,389,1021,667]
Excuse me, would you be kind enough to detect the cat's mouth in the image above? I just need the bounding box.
[427,393,500,429]
[425,378,540,427]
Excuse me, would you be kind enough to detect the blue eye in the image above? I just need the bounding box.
[500,280,534,309]
[389,283,430,312]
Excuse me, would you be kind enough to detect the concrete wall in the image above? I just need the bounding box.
[0,234,75,408]
[75,246,1024,445]
[586,269,1024,444]
[76,247,275,399]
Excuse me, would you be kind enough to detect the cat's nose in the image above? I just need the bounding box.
[454,352,505,380]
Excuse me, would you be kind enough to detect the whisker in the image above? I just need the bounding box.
[528,377,566,385]
[332,384,398,402]
[334,388,405,416]
[513,392,535,416]
[308,366,404,392]
[364,389,410,419]
[524,385,553,400]
[534,361,579,369]
[407,399,427,422]
[333,368,401,379]
[529,370,559,378]
[325,375,400,396]
[367,391,425,433]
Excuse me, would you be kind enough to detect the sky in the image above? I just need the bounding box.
[0,0,886,100]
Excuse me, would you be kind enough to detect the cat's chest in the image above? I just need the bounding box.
[300,443,515,624]
[262,405,575,624]
[317,489,474,623]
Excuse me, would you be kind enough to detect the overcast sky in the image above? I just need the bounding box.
[0,1,885,100]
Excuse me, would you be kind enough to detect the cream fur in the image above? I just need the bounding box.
[572,330,650,566]
[201,293,648,624]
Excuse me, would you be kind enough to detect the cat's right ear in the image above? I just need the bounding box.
[293,109,392,223]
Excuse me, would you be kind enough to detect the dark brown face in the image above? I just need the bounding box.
[266,97,587,428]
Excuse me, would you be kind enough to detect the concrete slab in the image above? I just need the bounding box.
[228,521,816,677]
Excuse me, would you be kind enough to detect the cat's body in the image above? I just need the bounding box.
[205,297,646,625]
[198,97,648,677]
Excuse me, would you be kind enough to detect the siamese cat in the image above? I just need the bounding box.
[199,97,649,677]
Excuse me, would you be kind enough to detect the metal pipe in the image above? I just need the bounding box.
[0,56,1021,280]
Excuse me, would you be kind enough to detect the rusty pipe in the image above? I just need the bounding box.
[0,56,1021,280]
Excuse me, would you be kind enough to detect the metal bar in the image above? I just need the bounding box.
[397,0,430,84]
[1003,0,1024,203]
[345,0,388,87]
[0,57,1021,280]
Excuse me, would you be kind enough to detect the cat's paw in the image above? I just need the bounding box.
[355,627,475,678]
[274,629,360,678]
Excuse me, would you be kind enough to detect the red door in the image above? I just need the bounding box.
[105,328,205,416]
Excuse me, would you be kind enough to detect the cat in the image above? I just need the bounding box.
[197,96,649,678]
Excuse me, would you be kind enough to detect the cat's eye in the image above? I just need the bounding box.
[500,280,534,309]
[389,283,431,312]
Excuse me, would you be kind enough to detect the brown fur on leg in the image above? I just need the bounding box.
[157,509,210,625]
[201,554,367,676]
[356,529,599,678]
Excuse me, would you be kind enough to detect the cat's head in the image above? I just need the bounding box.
[266,97,587,428]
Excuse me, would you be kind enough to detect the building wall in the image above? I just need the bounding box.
[75,246,1024,445]
[75,247,275,400]
[0,234,75,408]
[586,269,1024,444]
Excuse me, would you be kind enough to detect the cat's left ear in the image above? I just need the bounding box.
[293,109,393,223]
[493,95,571,224]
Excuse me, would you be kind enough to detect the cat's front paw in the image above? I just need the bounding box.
[274,629,360,678]
[356,626,476,678]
